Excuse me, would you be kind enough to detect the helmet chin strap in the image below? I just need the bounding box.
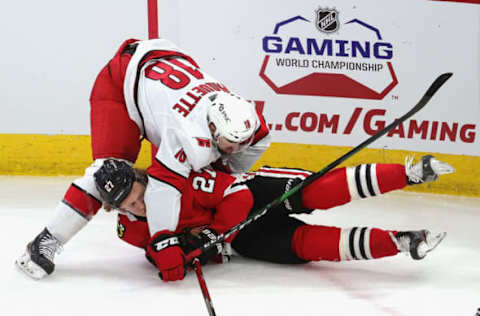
[209,122,221,147]
[209,122,218,137]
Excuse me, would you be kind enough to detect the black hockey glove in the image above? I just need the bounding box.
[183,228,224,265]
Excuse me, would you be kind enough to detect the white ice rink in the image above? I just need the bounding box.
[1,176,479,316]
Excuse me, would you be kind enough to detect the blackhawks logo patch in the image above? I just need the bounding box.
[117,222,126,238]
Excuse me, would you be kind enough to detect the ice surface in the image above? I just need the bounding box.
[1,176,479,316]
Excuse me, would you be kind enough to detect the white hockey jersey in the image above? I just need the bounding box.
[122,39,271,234]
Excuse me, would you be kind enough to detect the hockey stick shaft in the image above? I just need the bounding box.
[193,259,217,316]
[185,72,453,262]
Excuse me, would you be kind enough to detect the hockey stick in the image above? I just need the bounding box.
[146,3,216,314]
[185,72,453,262]
[192,259,217,316]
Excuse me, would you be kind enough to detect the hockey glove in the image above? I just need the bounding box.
[147,230,186,282]
[184,228,230,265]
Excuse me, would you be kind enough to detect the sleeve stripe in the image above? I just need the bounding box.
[224,183,249,198]
[346,167,359,200]
[255,166,312,179]
[349,227,359,260]
[63,184,102,219]
[365,164,376,197]
[71,183,102,204]
[154,158,187,180]
[370,164,382,196]
[147,174,182,194]
[148,158,187,193]
[251,109,270,146]
[358,227,369,260]
[354,166,366,198]
[340,227,374,261]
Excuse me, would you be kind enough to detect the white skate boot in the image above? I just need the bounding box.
[405,155,455,184]
[392,230,446,260]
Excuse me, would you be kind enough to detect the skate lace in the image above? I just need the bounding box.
[389,232,410,253]
[39,235,63,261]
[404,156,423,184]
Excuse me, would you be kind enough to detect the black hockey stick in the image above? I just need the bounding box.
[192,258,217,316]
[186,72,453,263]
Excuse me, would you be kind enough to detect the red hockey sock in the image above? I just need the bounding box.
[291,225,399,262]
[302,168,351,210]
[302,164,408,210]
[291,225,341,261]
[376,164,407,194]
[369,228,399,259]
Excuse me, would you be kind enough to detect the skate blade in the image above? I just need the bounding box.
[425,231,447,255]
[15,252,47,280]
[431,159,455,175]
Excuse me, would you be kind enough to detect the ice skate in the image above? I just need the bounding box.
[392,230,446,260]
[405,155,455,184]
[15,228,62,280]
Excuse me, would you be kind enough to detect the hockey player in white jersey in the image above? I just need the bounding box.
[15,38,271,280]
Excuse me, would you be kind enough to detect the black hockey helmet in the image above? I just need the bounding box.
[94,159,135,208]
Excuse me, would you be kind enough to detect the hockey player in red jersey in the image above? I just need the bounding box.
[15,38,270,280]
[93,155,454,281]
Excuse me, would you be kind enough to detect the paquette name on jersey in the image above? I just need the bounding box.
[171,82,230,117]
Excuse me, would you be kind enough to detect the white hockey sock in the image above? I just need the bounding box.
[46,201,89,244]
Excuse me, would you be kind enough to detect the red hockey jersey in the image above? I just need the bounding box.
[175,168,253,239]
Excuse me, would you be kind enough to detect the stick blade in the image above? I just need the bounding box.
[425,72,453,98]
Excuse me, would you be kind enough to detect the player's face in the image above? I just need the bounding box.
[119,181,146,217]
[216,136,241,155]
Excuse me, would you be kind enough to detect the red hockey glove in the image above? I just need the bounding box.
[183,228,230,265]
[147,230,186,282]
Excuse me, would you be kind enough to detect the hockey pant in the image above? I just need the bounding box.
[47,39,142,244]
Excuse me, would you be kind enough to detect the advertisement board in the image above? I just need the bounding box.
[159,0,479,156]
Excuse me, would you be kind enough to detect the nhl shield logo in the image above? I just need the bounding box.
[315,8,339,33]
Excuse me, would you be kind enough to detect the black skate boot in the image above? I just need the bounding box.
[405,155,455,185]
[15,228,62,279]
[393,230,446,260]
